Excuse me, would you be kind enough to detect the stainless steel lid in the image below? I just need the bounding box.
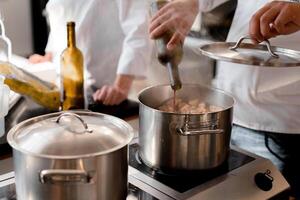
[199,35,300,67]
[7,111,134,159]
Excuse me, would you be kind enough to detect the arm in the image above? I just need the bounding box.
[93,0,151,105]
[249,1,300,43]
[149,0,230,50]
[115,0,152,79]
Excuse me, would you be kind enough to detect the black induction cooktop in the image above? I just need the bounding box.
[129,143,255,193]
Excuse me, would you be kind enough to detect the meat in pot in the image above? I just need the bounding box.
[158,98,222,114]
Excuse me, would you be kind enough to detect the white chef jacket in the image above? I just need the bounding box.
[200,0,300,133]
[45,0,151,89]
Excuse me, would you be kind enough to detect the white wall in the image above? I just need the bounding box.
[0,0,33,56]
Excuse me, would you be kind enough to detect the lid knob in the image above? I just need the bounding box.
[229,35,279,58]
[56,112,93,133]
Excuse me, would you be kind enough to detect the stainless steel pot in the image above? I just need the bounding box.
[138,84,234,171]
[7,111,134,200]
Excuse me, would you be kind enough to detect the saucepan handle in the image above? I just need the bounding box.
[56,112,93,133]
[40,169,92,184]
[229,35,279,58]
[176,127,224,136]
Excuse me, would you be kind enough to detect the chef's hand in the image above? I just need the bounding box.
[93,74,133,106]
[250,1,300,43]
[149,0,199,50]
[28,53,52,64]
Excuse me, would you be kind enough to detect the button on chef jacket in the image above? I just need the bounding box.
[199,0,300,133]
[45,0,152,89]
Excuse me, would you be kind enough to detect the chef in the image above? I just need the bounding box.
[29,0,152,106]
[149,0,300,198]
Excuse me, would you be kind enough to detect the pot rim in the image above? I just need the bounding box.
[138,83,235,115]
[7,111,134,159]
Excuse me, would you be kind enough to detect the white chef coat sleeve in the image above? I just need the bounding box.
[115,0,152,79]
[199,0,231,12]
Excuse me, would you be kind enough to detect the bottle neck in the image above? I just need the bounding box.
[166,62,182,91]
[67,24,76,48]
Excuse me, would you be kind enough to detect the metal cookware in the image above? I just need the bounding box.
[138,84,234,171]
[199,35,300,67]
[7,111,134,200]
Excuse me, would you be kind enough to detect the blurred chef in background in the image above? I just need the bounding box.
[249,0,300,42]
[29,0,151,105]
[149,0,300,198]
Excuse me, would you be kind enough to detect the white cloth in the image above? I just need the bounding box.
[200,0,300,133]
[45,0,151,88]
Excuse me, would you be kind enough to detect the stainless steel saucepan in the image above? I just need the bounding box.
[138,84,234,171]
[7,111,134,200]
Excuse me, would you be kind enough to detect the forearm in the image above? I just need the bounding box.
[114,74,134,93]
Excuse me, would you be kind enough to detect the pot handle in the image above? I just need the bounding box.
[229,35,279,58]
[56,112,93,133]
[177,127,224,136]
[40,169,92,184]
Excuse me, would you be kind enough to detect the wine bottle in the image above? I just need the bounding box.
[60,22,84,110]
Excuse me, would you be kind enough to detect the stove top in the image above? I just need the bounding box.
[0,172,157,200]
[128,142,290,200]
[129,143,254,193]
[0,141,290,200]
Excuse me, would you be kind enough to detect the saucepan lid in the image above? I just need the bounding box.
[7,111,134,159]
[199,35,300,67]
